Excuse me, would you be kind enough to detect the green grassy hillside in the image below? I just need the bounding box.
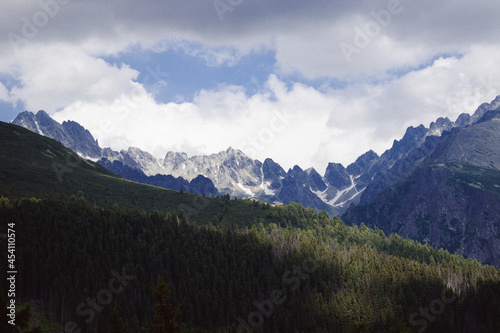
[0,121,286,226]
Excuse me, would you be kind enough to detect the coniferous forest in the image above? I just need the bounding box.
[1,197,500,332]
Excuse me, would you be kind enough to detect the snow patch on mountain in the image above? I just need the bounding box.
[312,176,364,207]
[237,183,255,197]
[263,185,277,196]
[34,120,45,136]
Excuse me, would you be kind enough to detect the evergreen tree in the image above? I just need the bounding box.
[150,276,183,333]
[1,294,16,333]
[108,302,127,333]
[16,303,31,331]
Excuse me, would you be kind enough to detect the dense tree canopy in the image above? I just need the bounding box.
[1,196,499,332]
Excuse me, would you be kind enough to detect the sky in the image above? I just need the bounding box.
[1,0,500,172]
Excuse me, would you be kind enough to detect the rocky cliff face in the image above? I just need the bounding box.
[160,147,264,195]
[343,108,500,266]
[342,163,500,266]
[12,111,102,159]
[426,111,500,170]
[469,95,500,124]
[97,159,219,196]
[103,146,372,214]
[354,98,500,206]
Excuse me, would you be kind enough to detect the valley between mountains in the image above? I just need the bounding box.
[11,96,500,266]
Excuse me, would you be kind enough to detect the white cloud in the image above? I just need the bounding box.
[51,75,338,171]
[0,83,9,101]
[269,0,500,81]
[3,0,500,173]
[17,44,500,173]
[5,43,140,112]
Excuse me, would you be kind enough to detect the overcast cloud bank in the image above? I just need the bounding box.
[1,0,500,170]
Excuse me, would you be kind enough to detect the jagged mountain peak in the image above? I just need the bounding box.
[12,110,55,135]
[346,150,379,176]
[126,146,148,154]
[11,111,34,127]
[61,120,101,157]
[324,162,350,190]
[305,167,318,175]
[113,147,160,174]
[427,117,453,137]
[470,95,500,124]
[14,109,49,119]
[425,111,500,170]
[262,158,286,180]
[171,146,249,163]
[62,119,83,128]
[401,124,427,141]
[220,146,250,160]
[12,110,102,158]
[326,161,345,168]
[289,165,304,173]
[263,157,284,170]
[13,110,34,118]
[477,109,500,123]
[35,109,52,119]
[361,149,378,159]
[123,147,158,163]
[225,146,237,153]
[455,113,471,127]
[164,151,189,164]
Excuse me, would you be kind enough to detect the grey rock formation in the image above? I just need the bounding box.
[98,158,219,197]
[469,95,500,125]
[343,109,500,266]
[324,163,351,190]
[343,163,500,266]
[11,96,500,232]
[12,111,102,159]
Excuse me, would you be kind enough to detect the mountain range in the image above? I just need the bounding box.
[343,107,500,266]
[2,119,500,332]
[10,96,500,265]
[12,109,366,215]
[12,97,500,209]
